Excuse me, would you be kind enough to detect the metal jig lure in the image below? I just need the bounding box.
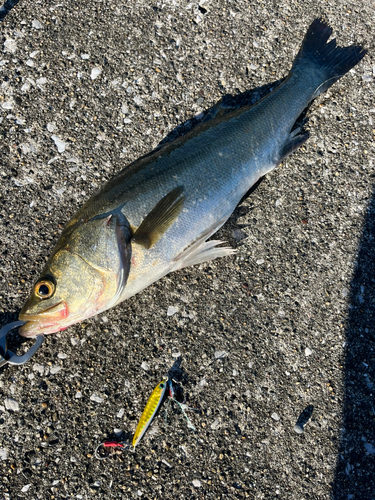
[132,376,169,448]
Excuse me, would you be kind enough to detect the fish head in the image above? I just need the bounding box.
[19,248,107,337]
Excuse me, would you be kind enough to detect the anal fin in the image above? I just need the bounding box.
[172,219,236,272]
[173,240,236,271]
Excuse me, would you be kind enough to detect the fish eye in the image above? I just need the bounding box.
[160,383,165,389]
[34,280,55,299]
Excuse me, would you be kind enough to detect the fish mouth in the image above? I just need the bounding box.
[18,301,70,337]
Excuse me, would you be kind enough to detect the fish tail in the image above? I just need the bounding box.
[292,18,367,98]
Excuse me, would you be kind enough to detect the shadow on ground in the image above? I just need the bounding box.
[332,191,375,500]
[0,0,20,21]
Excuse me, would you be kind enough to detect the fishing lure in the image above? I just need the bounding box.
[132,376,169,448]
[94,376,198,459]
[95,376,168,459]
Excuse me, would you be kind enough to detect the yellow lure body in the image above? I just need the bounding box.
[132,377,168,447]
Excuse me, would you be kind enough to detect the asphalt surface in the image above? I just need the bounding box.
[0,1,374,499]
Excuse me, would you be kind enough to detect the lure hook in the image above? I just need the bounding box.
[94,441,131,460]
[0,321,44,368]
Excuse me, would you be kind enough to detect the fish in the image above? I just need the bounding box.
[132,377,168,448]
[18,19,366,336]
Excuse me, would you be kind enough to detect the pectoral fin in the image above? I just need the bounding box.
[132,186,185,249]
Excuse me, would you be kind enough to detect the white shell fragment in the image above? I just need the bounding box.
[4,398,19,411]
[3,38,17,53]
[1,101,13,110]
[51,135,66,153]
[50,366,62,374]
[167,306,179,316]
[90,67,102,80]
[32,19,43,29]
[90,394,103,403]
[33,363,45,375]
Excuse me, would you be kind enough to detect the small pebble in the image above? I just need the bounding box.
[91,67,102,80]
[0,448,8,460]
[192,479,201,488]
[57,352,67,359]
[32,19,43,29]
[117,408,125,418]
[21,484,32,493]
[71,337,79,346]
[362,74,373,82]
[90,394,103,403]
[271,412,280,421]
[214,351,227,359]
[81,53,90,59]
[1,102,13,110]
[4,398,19,411]
[167,306,179,316]
[231,229,246,241]
[50,366,61,375]
[3,38,17,53]
[141,361,149,371]
[364,443,375,454]
[305,347,312,357]
[51,135,66,153]
[294,424,304,434]
[256,259,265,265]
[47,123,56,132]
[75,392,82,399]
[211,419,220,430]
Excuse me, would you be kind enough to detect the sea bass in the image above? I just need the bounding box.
[19,19,366,336]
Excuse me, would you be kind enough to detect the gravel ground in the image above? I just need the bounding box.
[0,1,374,499]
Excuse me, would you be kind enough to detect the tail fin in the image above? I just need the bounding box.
[292,19,367,98]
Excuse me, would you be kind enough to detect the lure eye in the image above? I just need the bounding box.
[34,280,55,299]
[159,383,165,389]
